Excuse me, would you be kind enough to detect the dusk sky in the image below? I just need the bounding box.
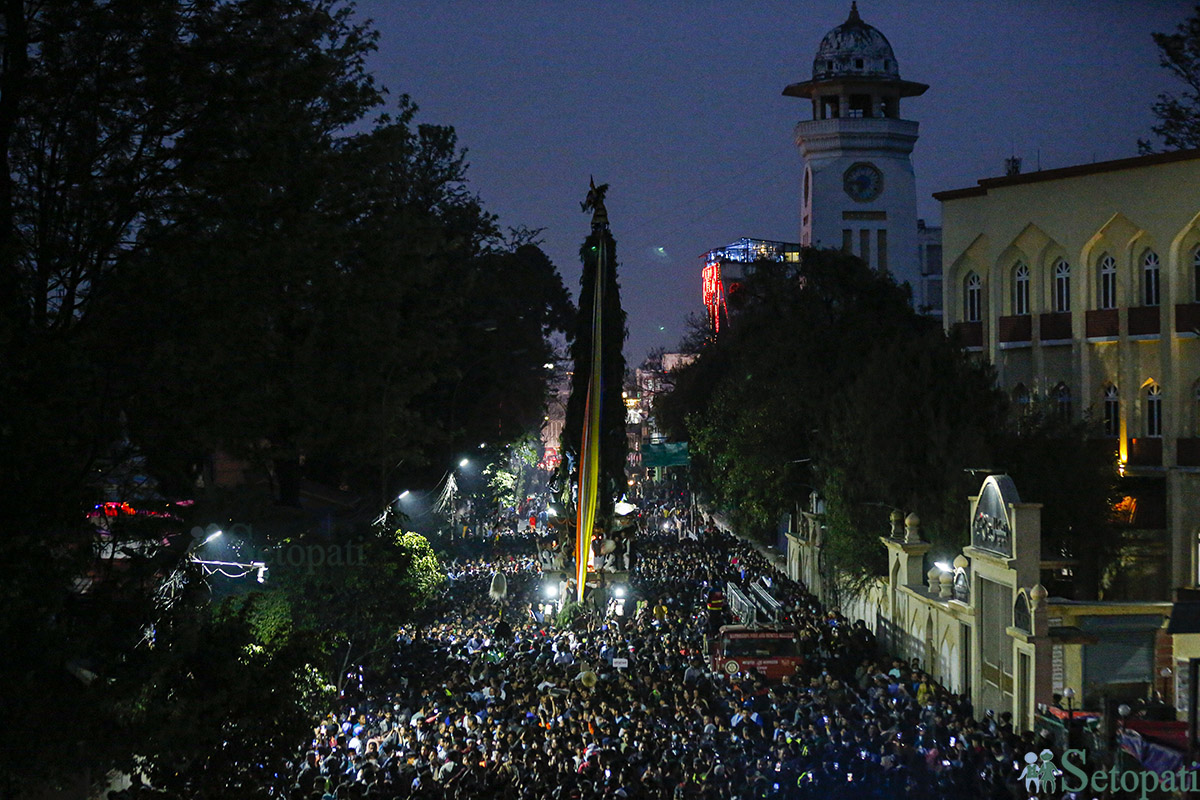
[356,0,1191,363]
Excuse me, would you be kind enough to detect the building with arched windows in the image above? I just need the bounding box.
[936,147,1200,599]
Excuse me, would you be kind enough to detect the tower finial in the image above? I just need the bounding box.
[848,1,861,22]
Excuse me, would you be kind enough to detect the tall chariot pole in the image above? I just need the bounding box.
[561,179,627,603]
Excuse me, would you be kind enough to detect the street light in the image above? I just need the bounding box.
[459,458,470,468]
[398,490,410,500]
[1063,687,1076,728]
[204,530,223,544]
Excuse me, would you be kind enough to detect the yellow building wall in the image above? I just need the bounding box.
[940,153,1200,591]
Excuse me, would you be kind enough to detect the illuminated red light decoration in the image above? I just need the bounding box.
[702,260,728,333]
[87,502,178,520]
[539,446,561,471]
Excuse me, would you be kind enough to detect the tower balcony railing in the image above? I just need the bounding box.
[794,117,919,140]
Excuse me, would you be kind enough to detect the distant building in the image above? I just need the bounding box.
[936,147,1200,597]
[701,238,800,332]
[631,353,696,493]
[917,219,943,318]
[783,2,941,315]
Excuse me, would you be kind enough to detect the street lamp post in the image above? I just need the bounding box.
[1063,687,1076,747]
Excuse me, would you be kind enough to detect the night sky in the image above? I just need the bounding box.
[355,0,1190,363]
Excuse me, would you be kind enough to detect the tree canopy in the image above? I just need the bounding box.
[658,248,1118,591]
[1141,3,1200,151]
[1,0,574,532]
[0,1,569,795]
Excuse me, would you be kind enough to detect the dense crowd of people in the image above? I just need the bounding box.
[281,513,1051,800]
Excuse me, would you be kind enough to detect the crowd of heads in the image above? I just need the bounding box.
[276,513,1051,800]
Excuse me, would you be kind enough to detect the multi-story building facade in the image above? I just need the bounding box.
[936,148,1200,596]
[701,238,800,332]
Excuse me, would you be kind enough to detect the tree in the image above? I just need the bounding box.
[658,248,1005,582]
[438,243,574,475]
[0,514,334,799]
[1,0,386,530]
[819,325,1004,577]
[485,435,542,512]
[271,528,445,694]
[1,0,573,523]
[113,591,335,797]
[0,1,561,794]
[1140,3,1200,152]
[995,399,1121,599]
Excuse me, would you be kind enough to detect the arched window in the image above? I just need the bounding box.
[1013,594,1031,633]
[1012,262,1029,315]
[1098,254,1116,310]
[1143,251,1161,306]
[964,272,982,322]
[1193,247,1200,303]
[1054,383,1072,421]
[1194,379,1200,436]
[1103,385,1120,438]
[1054,259,1071,312]
[1147,383,1163,438]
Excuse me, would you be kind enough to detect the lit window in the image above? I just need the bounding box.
[1103,385,1119,438]
[1013,262,1029,315]
[964,272,982,323]
[1098,254,1116,310]
[1054,259,1071,312]
[1143,251,1160,307]
[1147,383,1163,437]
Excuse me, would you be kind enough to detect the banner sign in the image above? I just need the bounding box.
[643,442,689,468]
[971,475,1019,557]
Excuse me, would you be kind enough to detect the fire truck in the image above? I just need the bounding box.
[708,579,805,681]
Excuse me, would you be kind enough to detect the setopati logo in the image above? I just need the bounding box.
[1020,748,1200,798]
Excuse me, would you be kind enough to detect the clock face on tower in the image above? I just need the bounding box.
[843,162,884,202]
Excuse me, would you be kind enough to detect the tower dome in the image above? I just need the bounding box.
[813,3,899,80]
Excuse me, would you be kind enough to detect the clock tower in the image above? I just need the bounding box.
[784,3,927,296]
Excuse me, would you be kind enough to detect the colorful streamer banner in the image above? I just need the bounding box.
[576,234,605,602]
